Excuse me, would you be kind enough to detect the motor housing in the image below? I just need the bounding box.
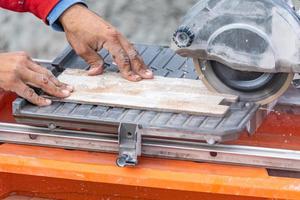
[172,0,300,73]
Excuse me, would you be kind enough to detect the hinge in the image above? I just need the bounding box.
[116,123,142,167]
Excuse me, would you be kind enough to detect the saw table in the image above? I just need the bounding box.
[1,44,300,199]
[6,43,299,170]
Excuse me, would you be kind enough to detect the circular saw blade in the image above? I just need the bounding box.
[194,59,294,105]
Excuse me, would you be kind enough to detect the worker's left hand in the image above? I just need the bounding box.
[59,4,153,82]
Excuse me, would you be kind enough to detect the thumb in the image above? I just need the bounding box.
[76,46,105,76]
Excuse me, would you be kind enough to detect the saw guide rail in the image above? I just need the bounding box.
[7,44,298,168]
[2,122,300,171]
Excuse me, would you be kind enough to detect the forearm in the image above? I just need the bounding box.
[47,0,86,31]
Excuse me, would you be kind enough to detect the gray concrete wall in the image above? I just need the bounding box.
[0,0,299,59]
[0,0,197,59]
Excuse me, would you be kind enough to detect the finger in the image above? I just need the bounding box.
[104,41,141,82]
[28,60,74,91]
[118,35,153,79]
[87,52,104,76]
[21,68,71,98]
[14,80,51,106]
[29,61,74,91]
[75,46,105,76]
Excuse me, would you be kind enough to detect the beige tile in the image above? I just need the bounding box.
[57,69,238,117]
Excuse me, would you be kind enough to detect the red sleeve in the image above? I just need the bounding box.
[0,0,59,23]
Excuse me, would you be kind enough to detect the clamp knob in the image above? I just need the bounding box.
[173,26,195,48]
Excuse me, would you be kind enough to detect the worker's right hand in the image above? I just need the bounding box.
[0,52,73,106]
[59,4,153,82]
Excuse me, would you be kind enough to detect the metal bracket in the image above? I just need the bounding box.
[116,123,142,167]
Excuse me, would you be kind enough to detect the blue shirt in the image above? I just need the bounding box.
[47,0,86,31]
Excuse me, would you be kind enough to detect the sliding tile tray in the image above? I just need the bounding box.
[13,44,259,143]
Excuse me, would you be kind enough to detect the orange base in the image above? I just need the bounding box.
[1,92,300,200]
[0,173,269,200]
[0,144,297,200]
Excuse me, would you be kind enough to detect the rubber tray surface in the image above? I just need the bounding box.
[13,44,258,142]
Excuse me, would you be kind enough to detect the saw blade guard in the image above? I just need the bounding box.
[172,0,300,73]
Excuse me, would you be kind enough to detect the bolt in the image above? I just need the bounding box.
[29,134,38,140]
[127,132,133,138]
[48,123,56,130]
[209,152,218,157]
[206,138,216,145]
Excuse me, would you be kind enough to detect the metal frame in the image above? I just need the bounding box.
[2,44,294,169]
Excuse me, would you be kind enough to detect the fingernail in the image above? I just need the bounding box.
[62,90,70,96]
[66,85,74,91]
[146,69,153,76]
[45,99,52,105]
[88,66,103,75]
[134,75,142,81]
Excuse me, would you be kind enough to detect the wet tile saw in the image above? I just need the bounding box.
[172,0,299,105]
[2,0,300,171]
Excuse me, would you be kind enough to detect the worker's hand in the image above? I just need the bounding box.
[59,4,153,82]
[0,52,73,106]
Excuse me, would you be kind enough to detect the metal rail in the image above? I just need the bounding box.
[1,122,300,171]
